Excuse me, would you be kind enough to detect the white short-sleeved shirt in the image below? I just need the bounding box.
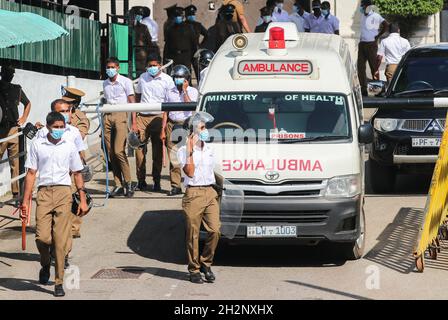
[289,12,309,32]
[319,14,340,34]
[272,8,290,22]
[304,14,324,32]
[135,72,175,115]
[165,86,198,122]
[360,11,385,42]
[141,17,159,42]
[178,143,216,187]
[103,74,135,105]
[25,136,84,187]
[37,124,86,152]
[378,33,411,65]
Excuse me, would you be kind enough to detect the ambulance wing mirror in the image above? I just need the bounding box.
[368,80,387,96]
[358,123,374,145]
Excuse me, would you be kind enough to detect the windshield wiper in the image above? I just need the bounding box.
[278,136,350,143]
[434,88,448,96]
[393,88,434,97]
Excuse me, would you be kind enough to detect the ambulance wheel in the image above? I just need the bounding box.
[340,209,366,260]
[368,158,396,194]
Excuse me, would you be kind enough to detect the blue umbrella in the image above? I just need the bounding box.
[0,9,69,49]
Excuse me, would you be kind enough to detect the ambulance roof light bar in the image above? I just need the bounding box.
[268,27,287,56]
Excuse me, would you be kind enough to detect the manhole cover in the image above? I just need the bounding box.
[91,268,144,279]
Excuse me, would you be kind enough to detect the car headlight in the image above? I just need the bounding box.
[373,118,398,132]
[325,174,361,198]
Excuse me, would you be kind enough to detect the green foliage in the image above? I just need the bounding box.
[374,0,443,17]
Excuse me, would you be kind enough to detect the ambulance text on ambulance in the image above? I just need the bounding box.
[222,159,323,172]
[238,60,313,75]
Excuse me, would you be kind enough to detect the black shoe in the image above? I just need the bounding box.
[39,265,50,284]
[167,187,182,196]
[109,186,123,198]
[137,180,148,191]
[64,256,70,269]
[124,182,134,198]
[189,272,204,284]
[200,266,216,282]
[54,284,65,297]
[152,181,162,192]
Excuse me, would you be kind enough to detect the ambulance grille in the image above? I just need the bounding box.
[241,210,329,224]
[244,190,320,197]
[228,180,323,186]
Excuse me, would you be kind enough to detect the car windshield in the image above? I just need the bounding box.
[392,51,448,95]
[201,92,351,143]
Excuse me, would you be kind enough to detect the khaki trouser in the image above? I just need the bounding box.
[135,114,163,183]
[357,41,379,95]
[385,64,398,83]
[0,126,19,194]
[165,120,183,188]
[35,186,72,286]
[103,112,132,187]
[182,186,221,273]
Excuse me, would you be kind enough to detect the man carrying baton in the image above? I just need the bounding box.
[21,111,89,297]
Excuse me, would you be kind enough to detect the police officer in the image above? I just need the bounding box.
[184,5,208,81]
[215,4,242,52]
[140,7,160,56]
[21,111,89,297]
[161,65,198,196]
[255,6,274,33]
[178,113,220,284]
[0,64,32,202]
[132,6,155,78]
[103,57,135,198]
[198,49,214,86]
[134,54,176,192]
[163,4,178,41]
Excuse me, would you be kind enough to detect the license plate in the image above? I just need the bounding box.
[247,225,297,238]
[412,137,441,148]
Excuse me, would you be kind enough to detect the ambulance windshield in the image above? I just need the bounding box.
[202,92,351,143]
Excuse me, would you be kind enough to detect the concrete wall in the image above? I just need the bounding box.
[0,69,103,196]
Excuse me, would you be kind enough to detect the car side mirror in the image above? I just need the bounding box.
[358,123,373,144]
[367,80,387,96]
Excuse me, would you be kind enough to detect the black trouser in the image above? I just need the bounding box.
[357,41,378,95]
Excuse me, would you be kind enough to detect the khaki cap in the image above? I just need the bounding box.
[62,87,86,102]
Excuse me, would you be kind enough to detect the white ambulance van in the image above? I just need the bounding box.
[198,23,373,259]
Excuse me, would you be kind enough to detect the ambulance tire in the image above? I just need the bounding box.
[368,158,396,194]
[339,209,366,260]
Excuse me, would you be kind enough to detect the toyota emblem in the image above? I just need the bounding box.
[265,171,280,181]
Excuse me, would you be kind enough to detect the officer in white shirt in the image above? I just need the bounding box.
[376,23,411,82]
[134,53,176,192]
[319,1,339,35]
[289,1,310,33]
[177,112,220,284]
[141,8,159,45]
[304,0,324,33]
[358,0,389,95]
[103,57,136,198]
[21,111,88,297]
[161,65,198,196]
[272,0,290,22]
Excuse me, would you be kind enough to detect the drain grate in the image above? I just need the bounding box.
[91,268,144,279]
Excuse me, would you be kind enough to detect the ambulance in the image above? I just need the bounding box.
[198,23,373,260]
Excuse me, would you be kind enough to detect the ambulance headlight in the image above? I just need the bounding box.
[232,34,248,51]
[325,174,361,198]
[373,118,398,132]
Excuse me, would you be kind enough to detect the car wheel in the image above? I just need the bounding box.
[368,158,397,194]
[338,208,366,260]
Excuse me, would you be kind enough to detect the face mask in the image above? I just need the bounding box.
[262,15,272,23]
[359,6,365,14]
[62,113,70,124]
[276,3,283,10]
[199,129,209,142]
[135,15,143,23]
[187,15,196,22]
[106,68,117,78]
[174,77,185,86]
[50,128,65,140]
[322,9,329,16]
[293,5,299,13]
[147,66,160,77]
[174,16,183,24]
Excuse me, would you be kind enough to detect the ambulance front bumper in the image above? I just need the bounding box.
[219,195,362,245]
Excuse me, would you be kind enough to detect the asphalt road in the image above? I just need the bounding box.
[2,153,448,300]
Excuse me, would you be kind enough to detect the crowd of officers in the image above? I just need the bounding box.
[0,0,414,296]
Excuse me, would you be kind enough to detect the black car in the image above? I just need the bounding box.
[369,44,448,193]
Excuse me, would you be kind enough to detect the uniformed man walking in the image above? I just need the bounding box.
[215,5,242,52]
[21,111,89,297]
[255,7,274,33]
[134,54,176,192]
[289,1,309,32]
[103,57,135,198]
[184,5,208,81]
[161,65,198,196]
[163,7,197,73]
[0,64,32,202]
[178,113,220,284]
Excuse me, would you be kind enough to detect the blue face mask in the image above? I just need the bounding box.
[50,128,65,140]
[262,15,272,23]
[293,5,299,13]
[174,77,185,86]
[62,113,70,124]
[199,129,209,142]
[276,3,284,10]
[147,66,160,77]
[359,6,365,14]
[187,15,196,22]
[174,16,183,24]
[322,9,329,16]
[135,15,143,23]
[106,68,117,78]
